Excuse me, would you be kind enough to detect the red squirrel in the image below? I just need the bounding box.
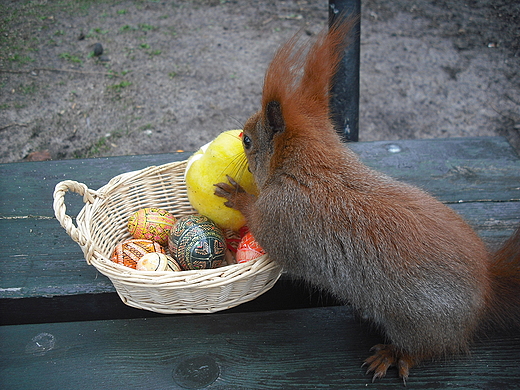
[214,18,520,383]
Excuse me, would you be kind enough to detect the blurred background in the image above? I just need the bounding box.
[1,0,519,163]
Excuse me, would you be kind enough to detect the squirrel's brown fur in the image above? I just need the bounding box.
[215,18,520,383]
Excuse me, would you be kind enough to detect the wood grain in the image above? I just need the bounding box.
[1,306,519,389]
[1,137,519,323]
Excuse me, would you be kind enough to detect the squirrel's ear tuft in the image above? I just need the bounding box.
[265,101,285,135]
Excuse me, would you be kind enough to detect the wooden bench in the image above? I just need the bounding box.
[1,136,519,388]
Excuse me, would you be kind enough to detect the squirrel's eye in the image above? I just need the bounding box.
[243,135,252,150]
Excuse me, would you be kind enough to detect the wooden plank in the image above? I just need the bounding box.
[1,137,519,322]
[451,201,520,249]
[349,137,520,203]
[0,196,517,301]
[1,137,518,218]
[1,306,519,389]
[0,152,192,217]
[0,219,112,298]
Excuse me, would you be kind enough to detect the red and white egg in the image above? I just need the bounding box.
[236,232,266,263]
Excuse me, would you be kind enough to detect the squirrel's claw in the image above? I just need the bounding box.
[214,181,235,198]
[214,175,251,211]
[363,344,413,386]
[214,182,235,208]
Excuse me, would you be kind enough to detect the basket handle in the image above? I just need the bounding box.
[53,180,100,258]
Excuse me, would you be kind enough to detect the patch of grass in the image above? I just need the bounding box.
[119,23,158,37]
[13,102,27,109]
[87,136,110,156]
[140,123,153,130]
[1,1,102,71]
[76,136,111,158]
[86,27,109,38]
[110,128,130,138]
[138,23,156,32]
[123,47,136,60]
[107,80,132,92]
[104,69,130,78]
[137,43,161,56]
[8,53,34,64]
[59,52,82,64]
[120,24,137,32]
[19,83,38,95]
[117,9,128,15]
[166,26,178,37]
[168,71,177,79]
[106,69,118,78]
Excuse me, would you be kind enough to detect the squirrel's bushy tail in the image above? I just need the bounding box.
[261,16,358,133]
[486,227,520,329]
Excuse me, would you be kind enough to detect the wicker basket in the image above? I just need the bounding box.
[53,160,282,314]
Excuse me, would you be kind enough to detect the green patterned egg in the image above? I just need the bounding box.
[168,214,226,270]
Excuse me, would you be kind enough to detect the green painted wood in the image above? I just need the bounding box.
[0,137,518,218]
[0,152,192,217]
[1,306,519,389]
[0,219,112,298]
[450,201,520,249]
[349,137,520,203]
[0,201,518,300]
[1,137,519,323]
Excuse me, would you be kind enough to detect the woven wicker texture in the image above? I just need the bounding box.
[53,161,283,314]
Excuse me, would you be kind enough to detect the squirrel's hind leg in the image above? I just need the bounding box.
[363,344,416,385]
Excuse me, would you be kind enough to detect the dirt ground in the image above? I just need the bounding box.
[1,0,519,163]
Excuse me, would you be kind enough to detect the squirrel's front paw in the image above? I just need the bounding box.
[214,175,254,212]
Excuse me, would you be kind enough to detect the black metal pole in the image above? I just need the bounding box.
[329,0,361,142]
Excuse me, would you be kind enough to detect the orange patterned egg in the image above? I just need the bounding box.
[110,239,165,269]
[128,208,176,246]
[236,232,266,263]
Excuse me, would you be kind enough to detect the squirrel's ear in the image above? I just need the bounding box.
[265,101,285,135]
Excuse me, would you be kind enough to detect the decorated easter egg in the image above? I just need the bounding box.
[111,239,165,269]
[185,130,258,231]
[225,226,251,255]
[166,257,183,272]
[136,252,182,272]
[236,232,266,263]
[128,208,176,246]
[136,252,171,271]
[168,214,226,270]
